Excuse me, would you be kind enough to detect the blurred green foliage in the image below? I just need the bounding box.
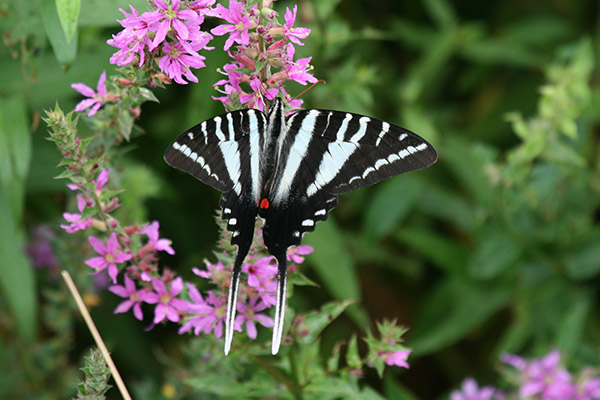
[1,0,599,399]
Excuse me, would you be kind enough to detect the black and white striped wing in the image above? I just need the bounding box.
[262,109,437,250]
[164,109,268,355]
[164,107,268,248]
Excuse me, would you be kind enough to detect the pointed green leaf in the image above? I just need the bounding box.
[41,0,78,64]
[346,335,361,369]
[363,175,424,240]
[55,0,80,42]
[298,300,354,345]
[304,219,359,302]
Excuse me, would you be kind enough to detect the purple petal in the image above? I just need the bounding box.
[85,256,107,270]
[151,19,170,50]
[254,314,274,327]
[114,300,134,314]
[172,18,189,40]
[169,277,184,295]
[153,0,168,11]
[132,303,144,320]
[109,284,130,298]
[74,98,97,112]
[86,235,103,251]
[153,304,167,323]
[245,320,257,339]
[71,83,95,97]
[105,233,119,254]
[108,264,119,283]
[96,71,107,95]
[166,305,180,322]
[113,252,132,263]
[151,278,167,294]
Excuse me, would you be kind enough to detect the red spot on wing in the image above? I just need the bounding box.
[259,198,270,209]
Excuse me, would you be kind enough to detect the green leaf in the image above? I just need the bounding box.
[0,94,31,219]
[138,87,160,104]
[346,335,361,369]
[469,226,522,279]
[396,227,470,274]
[0,193,37,340]
[443,136,495,206]
[556,295,590,356]
[297,300,354,345]
[409,279,510,355]
[41,0,78,64]
[423,0,457,28]
[304,219,360,302]
[565,234,600,280]
[55,0,80,42]
[314,0,343,20]
[78,0,148,27]
[363,175,424,240]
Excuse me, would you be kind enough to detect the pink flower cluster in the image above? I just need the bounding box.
[107,247,312,340]
[107,0,215,84]
[502,351,600,400]
[211,1,317,111]
[450,351,600,400]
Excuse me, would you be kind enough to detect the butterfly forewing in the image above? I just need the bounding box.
[164,109,270,251]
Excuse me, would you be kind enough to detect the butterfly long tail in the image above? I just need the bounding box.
[272,252,288,355]
[224,250,245,355]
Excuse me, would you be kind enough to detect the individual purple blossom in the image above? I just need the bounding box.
[71,71,111,117]
[240,76,278,111]
[61,212,92,233]
[282,5,311,46]
[178,283,217,335]
[235,297,274,339]
[158,42,206,84]
[287,245,313,264]
[93,168,111,192]
[85,233,132,283]
[242,256,276,288]
[107,6,154,67]
[149,0,200,50]
[144,277,188,324]
[109,275,149,320]
[450,377,501,400]
[285,45,317,85]
[141,221,175,255]
[192,261,226,284]
[251,273,277,307]
[211,0,253,51]
[381,349,411,368]
[179,290,229,338]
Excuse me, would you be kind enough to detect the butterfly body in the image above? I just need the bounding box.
[164,98,437,355]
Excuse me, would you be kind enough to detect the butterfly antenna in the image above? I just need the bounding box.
[272,251,288,355]
[224,251,244,355]
[291,80,326,101]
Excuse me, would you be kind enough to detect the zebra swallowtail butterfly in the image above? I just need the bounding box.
[164,98,437,355]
